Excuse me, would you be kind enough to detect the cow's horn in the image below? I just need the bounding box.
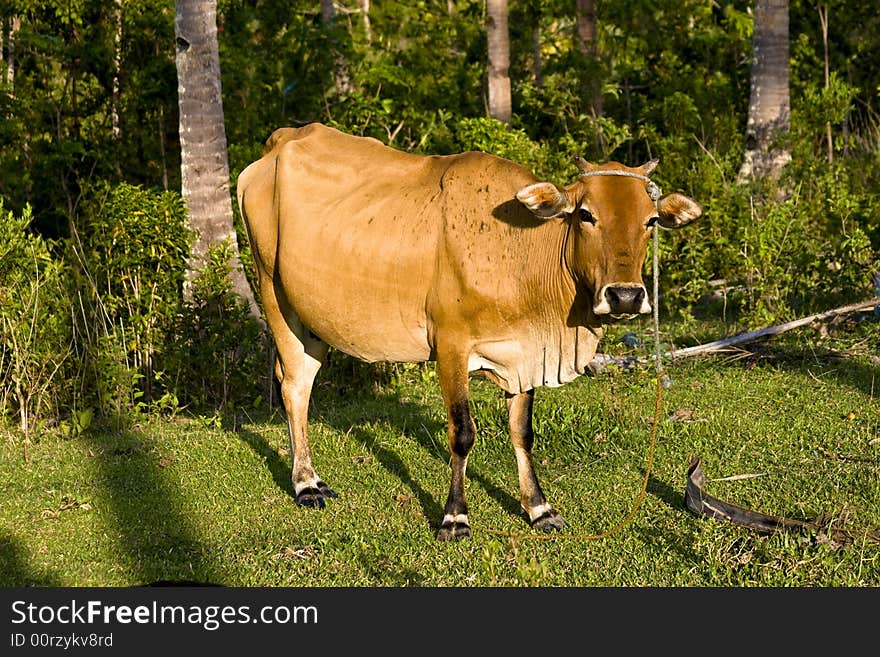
[574,155,593,174]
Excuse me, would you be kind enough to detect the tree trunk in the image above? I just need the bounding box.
[174,0,260,319]
[361,0,371,44]
[575,0,602,117]
[112,0,122,141]
[4,15,19,89]
[486,0,511,123]
[532,25,543,88]
[158,104,169,191]
[737,0,791,183]
[575,0,597,51]
[320,0,352,96]
[818,2,833,163]
[320,0,335,23]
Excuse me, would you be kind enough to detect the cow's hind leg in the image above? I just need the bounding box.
[507,390,567,531]
[263,281,334,508]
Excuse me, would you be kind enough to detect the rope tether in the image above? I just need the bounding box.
[579,168,662,204]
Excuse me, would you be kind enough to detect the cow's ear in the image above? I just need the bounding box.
[515,182,575,219]
[656,193,702,229]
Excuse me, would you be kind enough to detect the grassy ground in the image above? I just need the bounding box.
[2,316,878,587]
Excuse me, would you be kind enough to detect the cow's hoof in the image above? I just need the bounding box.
[531,509,568,532]
[317,481,338,498]
[295,490,325,508]
[294,481,337,509]
[436,521,471,541]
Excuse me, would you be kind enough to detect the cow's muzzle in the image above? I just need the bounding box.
[593,284,651,319]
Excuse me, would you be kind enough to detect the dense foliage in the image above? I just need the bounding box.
[1,0,878,431]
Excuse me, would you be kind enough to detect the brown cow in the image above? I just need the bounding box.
[237,123,701,540]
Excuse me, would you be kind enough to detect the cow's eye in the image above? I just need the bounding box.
[578,208,595,224]
[646,215,659,229]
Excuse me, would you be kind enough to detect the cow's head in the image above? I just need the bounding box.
[515,158,701,320]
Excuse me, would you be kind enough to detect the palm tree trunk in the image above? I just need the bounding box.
[818,2,833,163]
[320,0,352,96]
[174,0,260,318]
[738,0,791,183]
[575,0,602,117]
[6,16,19,90]
[361,0,371,43]
[112,0,122,141]
[532,26,543,88]
[486,0,511,123]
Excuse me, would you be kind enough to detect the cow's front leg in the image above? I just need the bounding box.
[507,390,567,531]
[436,352,476,541]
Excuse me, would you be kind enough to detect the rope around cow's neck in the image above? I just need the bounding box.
[579,168,662,204]
[475,174,665,542]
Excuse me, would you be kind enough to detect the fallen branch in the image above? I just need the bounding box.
[589,296,878,372]
[668,297,879,359]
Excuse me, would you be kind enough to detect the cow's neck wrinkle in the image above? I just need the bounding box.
[481,219,601,393]
[516,217,591,328]
[464,217,602,394]
[555,218,591,323]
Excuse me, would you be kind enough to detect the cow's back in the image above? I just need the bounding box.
[239,124,453,362]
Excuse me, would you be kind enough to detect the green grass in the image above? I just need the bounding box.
[2,317,879,587]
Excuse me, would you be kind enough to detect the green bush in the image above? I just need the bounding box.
[165,240,268,415]
[0,202,73,434]
[70,182,191,420]
[452,116,573,182]
[70,182,269,420]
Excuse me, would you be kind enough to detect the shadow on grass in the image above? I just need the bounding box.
[633,470,707,562]
[672,333,880,399]
[86,427,222,586]
[316,378,533,531]
[234,424,295,498]
[0,532,64,586]
[344,421,447,532]
[646,470,688,512]
[467,469,523,520]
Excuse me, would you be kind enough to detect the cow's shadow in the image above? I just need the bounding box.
[491,198,545,229]
[0,532,65,586]
[234,359,524,533]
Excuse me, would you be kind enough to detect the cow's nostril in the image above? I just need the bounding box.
[605,286,646,313]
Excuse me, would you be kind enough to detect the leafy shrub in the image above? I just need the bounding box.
[452,116,572,182]
[0,202,73,434]
[164,240,268,414]
[70,182,269,420]
[70,182,191,419]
